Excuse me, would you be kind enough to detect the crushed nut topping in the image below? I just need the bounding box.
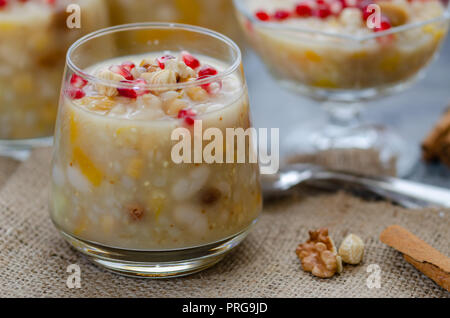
[295,228,342,278]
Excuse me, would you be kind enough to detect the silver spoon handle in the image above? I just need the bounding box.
[316,171,450,208]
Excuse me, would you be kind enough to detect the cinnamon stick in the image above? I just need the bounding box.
[380,225,450,292]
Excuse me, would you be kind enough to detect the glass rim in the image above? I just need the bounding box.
[233,0,450,42]
[66,22,242,90]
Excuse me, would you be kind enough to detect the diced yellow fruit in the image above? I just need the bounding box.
[0,22,17,31]
[72,146,103,187]
[422,25,445,42]
[305,50,322,62]
[148,190,166,221]
[313,79,337,88]
[69,113,79,145]
[352,51,367,59]
[126,157,144,179]
[380,54,400,73]
[81,96,115,111]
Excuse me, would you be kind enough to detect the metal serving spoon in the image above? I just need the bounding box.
[261,164,450,208]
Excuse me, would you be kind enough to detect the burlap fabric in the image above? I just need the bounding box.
[0,148,448,298]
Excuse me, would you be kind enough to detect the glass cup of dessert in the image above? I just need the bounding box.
[234,0,450,176]
[49,23,262,277]
[108,0,246,49]
[0,0,109,159]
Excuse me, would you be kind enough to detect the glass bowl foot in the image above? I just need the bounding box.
[0,136,53,161]
[282,124,419,177]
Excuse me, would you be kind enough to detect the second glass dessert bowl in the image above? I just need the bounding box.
[50,23,262,278]
[234,0,450,176]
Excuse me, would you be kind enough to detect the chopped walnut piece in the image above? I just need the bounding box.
[295,228,342,278]
[125,203,145,221]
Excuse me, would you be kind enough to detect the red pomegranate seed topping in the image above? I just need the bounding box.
[121,61,135,73]
[198,65,218,78]
[329,1,343,15]
[45,0,56,5]
[66,87,85,100]
[273,9,291,20]
[109,65,134,80]
[177,109,196,125]
[315,4,332,19]
[0,0,7,9]
[338,0,348,9]
[70,74,88,89]
[181,51,200,69]
[255,10,270,21]
[374,19,392,32]
[117,79,149,99]
[295,3,313,17]
[359,0,374,20]
[157,55,176,69]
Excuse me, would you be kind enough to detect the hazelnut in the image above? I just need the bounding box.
[338,234,364,265]
[186,86,209,102]
[164,59,196,80]
[141,70,177,93]
[95,69,125,97]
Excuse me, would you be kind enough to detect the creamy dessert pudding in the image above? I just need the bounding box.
[50,24,261,277]
[0,0,109,142]
[236,0,449,91]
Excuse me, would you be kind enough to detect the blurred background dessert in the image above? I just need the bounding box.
[108,0,245,48]
[0,0,109,144]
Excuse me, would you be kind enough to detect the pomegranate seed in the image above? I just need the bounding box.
[121,61,135,72]
[45,0,56,5]
[338,0,348,8]
[178,109,196,125]
[117,79,149,98]
[255,10,270,21]
[374,19,391,32]
[182,51,200,69]
[201,81,223,94]
[329,1,343,15]
[109,65,134,80]
[157,55,175,69]
[0,0,7,9]
[315,4,332,19]
[359,0,374,20]
[66,87,85,100]
[70,74,88,89]
[273,9,291,20]
[295,3,313,17]
[198,65,218,78]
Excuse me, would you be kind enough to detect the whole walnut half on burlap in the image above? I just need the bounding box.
[296,228,343,278]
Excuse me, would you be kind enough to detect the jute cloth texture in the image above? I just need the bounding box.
[0,148,448,297]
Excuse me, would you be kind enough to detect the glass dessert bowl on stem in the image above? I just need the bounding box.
[50,23,262,278]
[0,0,109,159]
[234,0,450,176]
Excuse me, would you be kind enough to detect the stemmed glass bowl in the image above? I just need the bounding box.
[234,0,450,176]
